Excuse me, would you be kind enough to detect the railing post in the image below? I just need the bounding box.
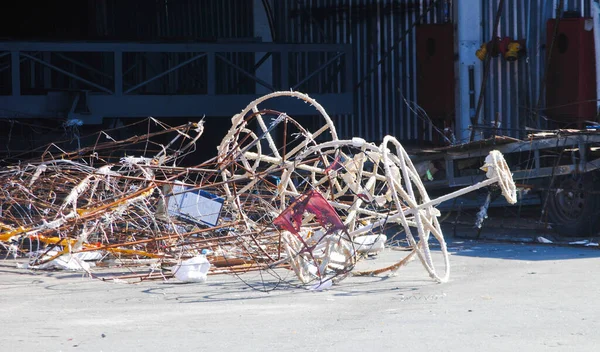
[114,51,122,96]
[11,51,20,96]
[207,52,216,95]
[43,52,51,89]
[254,0,273,94]
[280,52,288,90]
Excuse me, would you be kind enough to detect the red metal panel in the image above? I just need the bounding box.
[546,18,597,126]
[416,23,455,144]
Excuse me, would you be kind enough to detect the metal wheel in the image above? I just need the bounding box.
[546,174,600,237]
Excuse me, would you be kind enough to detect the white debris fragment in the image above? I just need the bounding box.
[28,164,47,187]
[120,156,153,165]
[37,252,93,271]
[569,240,589,245]
[74,251,104,261]
[194,118,205,133]
[536,236,553,244]
[475,193,492,229]
[585,242,599,247]
[309,279,333,291]
[353,234,387,255]
[172,255,211,283]
[95,165,119,176]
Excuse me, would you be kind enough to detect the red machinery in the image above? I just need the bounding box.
[546,18,597,127]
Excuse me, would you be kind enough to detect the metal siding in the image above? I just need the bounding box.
[10,0,586,141]
[270,0,593,142]
[480,0,593,137]
[273,1,449,142]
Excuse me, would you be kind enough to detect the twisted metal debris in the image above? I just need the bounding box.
[0,91,517,289]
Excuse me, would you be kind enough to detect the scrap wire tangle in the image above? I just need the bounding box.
[0,91,518,288]
[0,119,206,269]
[257,136,516,284]
[217,91,338,206]
[215,93,517,284]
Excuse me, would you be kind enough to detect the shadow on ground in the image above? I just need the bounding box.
[441,239,600,261]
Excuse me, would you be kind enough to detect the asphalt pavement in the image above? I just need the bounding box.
[1,237,599,352]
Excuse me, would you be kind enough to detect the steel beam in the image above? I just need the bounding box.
[21,53,113,94]
[254,0,273,95]
[114,51,122,96]
[215,53,274,91]
[456,0,483,142]
[43,52,51,89]
[0,41,355,123]
[279,53,288,90]
[54,52,114,81]
[292,52,344,91]
[0,42,350,53]
[0,94,354,121]
[124,53,206,94]
[11,51,20,96]
[207,53,216,95]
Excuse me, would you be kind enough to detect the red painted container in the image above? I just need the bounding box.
[416,23,455,144]
[546,18,597,126]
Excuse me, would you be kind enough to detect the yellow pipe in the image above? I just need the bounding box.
[0,226,27,242]
[475,43,487,61]
[105,248,162,259]
[32,235,162,259]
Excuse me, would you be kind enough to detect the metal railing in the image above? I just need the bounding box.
[0,42,354,121]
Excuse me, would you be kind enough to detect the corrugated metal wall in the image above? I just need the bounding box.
[13,0,590,140]
[481,0,592,138]
[275,0,595,142]
[91,0,253,40]
[273,0,451,142]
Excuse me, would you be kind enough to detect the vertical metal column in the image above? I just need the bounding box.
[280,52,288,90]
[11,51,20,96]
[114,51,122,96]
[43,52,51,89]
[455,0,482,142]
[207,53,216,95]
[253,0,273,93]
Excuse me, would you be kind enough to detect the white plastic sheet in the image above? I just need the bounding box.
[172,255,211,283]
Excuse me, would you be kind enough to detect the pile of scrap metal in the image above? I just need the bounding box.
[0,92,517,289]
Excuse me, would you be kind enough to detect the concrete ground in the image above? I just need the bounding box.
[1,236,600,352]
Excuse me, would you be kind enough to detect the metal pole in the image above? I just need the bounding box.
[456,0,482,142]
[11,51,20,96]
[114,51,122,96]
[470,0,505,142]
